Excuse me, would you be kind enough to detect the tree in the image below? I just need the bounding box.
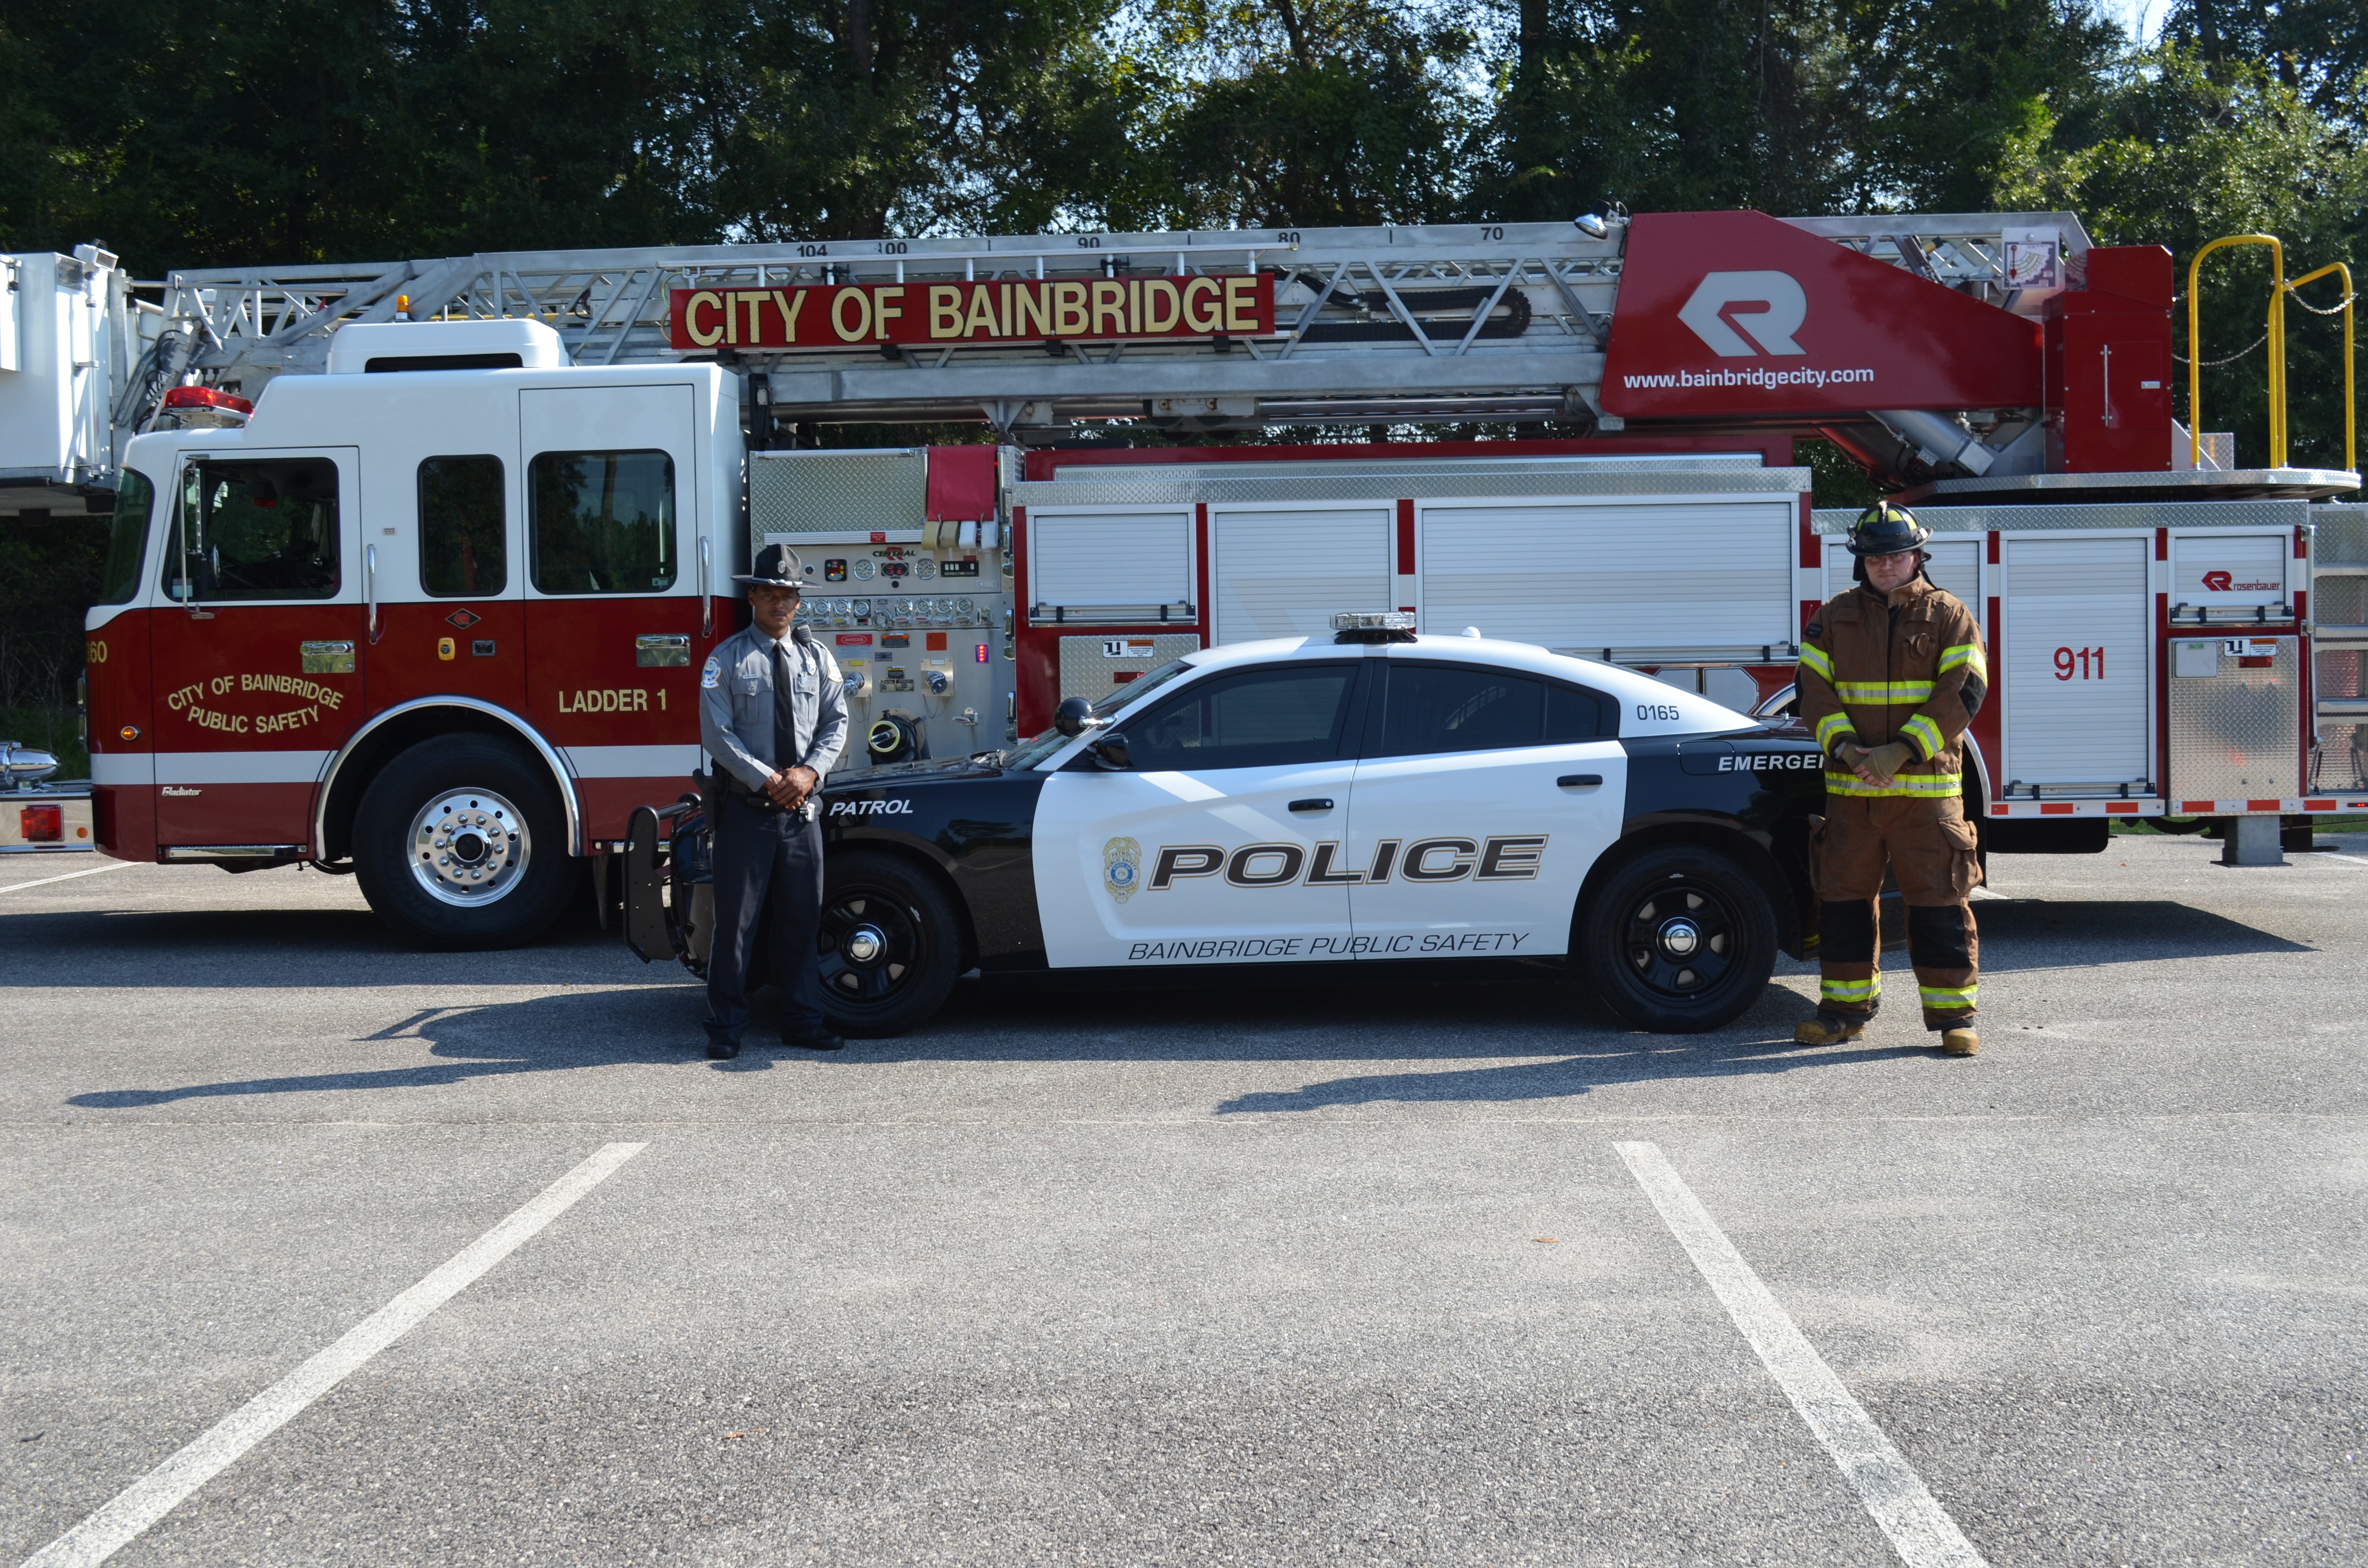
[1995,48,2367,468]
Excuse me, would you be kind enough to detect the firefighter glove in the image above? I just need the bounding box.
[1856,740,1916,784]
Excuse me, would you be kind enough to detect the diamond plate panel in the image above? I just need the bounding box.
[750,449,926,538]
[2311,504,2368,566]
[2167,635,2302,800]
[1812,500,2307,534]
[2314,723,2368,792]
[2317,576,2368,624]
[1018,466,1809,510]
[1058,633,1202,704]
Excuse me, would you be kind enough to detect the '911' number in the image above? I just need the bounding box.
[2053,646,2105,680]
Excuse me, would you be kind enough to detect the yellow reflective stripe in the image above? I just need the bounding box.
[1798,645,1836,682]
[1918,984,1977,1009]
[1938,643,1986,679]
[1900,713,1946,760]
[1835,680,1935,703]
[1814,711,1855,748]
[1825,770,1964,797]
[1821,976,1881,1001]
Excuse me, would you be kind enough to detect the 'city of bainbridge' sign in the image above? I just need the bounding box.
[668,275,1275,351]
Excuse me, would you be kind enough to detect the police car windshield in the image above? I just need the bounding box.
[1003,658,1196,770]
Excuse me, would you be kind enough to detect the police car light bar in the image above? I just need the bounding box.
[1331,610,1418,644]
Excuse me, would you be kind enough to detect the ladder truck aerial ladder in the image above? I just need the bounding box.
[0,207,2357,948]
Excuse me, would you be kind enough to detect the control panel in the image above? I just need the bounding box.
[775,538,1018,764]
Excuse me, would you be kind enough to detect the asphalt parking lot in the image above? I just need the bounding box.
[3,833,2364,1567]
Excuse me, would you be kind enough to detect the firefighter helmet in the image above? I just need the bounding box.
[1846,500,1931,557]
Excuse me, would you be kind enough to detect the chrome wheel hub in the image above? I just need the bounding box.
[407,787,529,906]
[842,924,888,965]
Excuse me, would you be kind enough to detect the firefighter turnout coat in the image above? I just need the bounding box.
[1797,574,1986,812]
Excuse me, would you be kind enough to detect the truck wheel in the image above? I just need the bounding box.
[1581,845,1777,1033]
[817,852,962,1038]
[352,735,576,950]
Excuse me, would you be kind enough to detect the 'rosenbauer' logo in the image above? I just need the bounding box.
[1677,271,1809,357]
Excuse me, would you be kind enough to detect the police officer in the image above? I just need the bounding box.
[1795,502,1988,1057]
[698,544,850,1059]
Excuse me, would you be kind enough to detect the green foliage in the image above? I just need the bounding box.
[1995,48,2367,467]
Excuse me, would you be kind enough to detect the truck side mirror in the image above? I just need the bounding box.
[1088,732,1131,770]
[1054,696,1097,737]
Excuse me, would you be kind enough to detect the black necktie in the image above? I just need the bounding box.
[773,639,799,771]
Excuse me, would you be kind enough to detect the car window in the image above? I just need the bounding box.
[1374,662,1612,758]
[161,457,341,602]
[1122,664,1358,771]
[97,469,155,605]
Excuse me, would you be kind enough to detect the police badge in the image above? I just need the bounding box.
[1102,836,1142,903]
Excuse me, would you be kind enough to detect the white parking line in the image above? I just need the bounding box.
[1616,1141,1988,1568]
[20,1142,647,1568]
[0,862,130,895]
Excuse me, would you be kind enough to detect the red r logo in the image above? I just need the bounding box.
[2202,570,2233,592]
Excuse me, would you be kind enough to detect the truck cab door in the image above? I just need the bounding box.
[1031,660,1368,968]
[149,449,365,853]
[520,385,705,845]
[1345,658,1625,960]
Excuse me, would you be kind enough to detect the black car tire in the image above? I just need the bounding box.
[353,735,578,950]
[817,851,963,1038]
[1581,844,1778,1033]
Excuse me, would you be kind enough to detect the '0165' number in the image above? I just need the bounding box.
[2053,645,2106,680]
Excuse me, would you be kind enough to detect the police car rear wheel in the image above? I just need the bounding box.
[1582,846,1776,1033]
[352,735,575,951]
[816,853,960,1037]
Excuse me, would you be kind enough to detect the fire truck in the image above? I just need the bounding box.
[1,208,2357,953]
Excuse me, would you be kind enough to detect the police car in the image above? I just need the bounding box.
[623,613,1826,1036]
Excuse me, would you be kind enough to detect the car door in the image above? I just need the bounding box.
[1344,657,1625,960]
[1032,659,1369,968]
[148,448,365,849]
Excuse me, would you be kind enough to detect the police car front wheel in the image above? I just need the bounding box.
[1581,845,1777,1034]
[817,852,962,1038]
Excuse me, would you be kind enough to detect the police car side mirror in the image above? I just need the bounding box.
[1088,732,1131,770]
[1054,696,1099,737]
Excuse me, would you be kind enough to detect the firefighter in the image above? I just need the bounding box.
[698,544,850,1059]
[1794,501,1987,1056]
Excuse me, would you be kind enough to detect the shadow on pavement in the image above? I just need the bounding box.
[66,984,711,1107]
[1970,899,2310,968]
[0,904,643,988]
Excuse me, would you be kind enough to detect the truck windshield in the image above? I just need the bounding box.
[1003,659,1197,770]
[95,470,155,605]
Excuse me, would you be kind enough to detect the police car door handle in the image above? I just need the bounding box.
[1557,774,1603,788]
[1288,797,1335,812]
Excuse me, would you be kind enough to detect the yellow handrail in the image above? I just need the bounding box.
[2287,262,2356,474]
[2187,234,2286,468]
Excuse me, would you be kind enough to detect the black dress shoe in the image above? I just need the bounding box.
[782,1031,846,1052]
[704,1032,741,1060]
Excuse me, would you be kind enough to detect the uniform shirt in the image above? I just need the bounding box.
[699,623,849,795]
[1796,574,1986,807]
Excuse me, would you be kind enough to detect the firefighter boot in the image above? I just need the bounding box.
[1795,1014,1865,1045]
[1940,1028,1979,1056]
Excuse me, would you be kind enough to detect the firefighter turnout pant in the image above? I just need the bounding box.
[1811,796,1982,1030]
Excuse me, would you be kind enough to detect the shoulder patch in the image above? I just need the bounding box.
[701,653,722,689]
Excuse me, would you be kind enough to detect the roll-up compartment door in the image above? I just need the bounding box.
[1027,508,1195,624]
[1211,504,1393,648]
[2172,532,2290,612]
[2001,535,2152,789]
[1418,498,1795,657]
